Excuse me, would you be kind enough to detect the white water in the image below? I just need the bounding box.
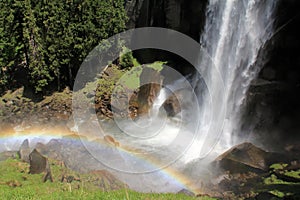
[181,0,278,161]
[108,0,279,166]
[1,0,279,193]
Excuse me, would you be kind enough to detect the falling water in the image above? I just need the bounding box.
[192,0,278,156]
[0,0,280,193]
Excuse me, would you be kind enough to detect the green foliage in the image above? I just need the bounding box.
[0,0,128,93]
[260,163,300,198]
[269,163,288,170]
[117,61,165,90]
[119,47,135,69]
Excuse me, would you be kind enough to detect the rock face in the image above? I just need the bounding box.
[125,0,207,76]
[18,139,30,163]
[214,143,271,173]
[126,0,207,40]
[137,67,163,116]
[163,92,181,117]
[240,0,300,149]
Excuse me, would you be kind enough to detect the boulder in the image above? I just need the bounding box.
[90,170,128,191]
[18,139,30,163]
[137,67,163,116]
[29,149,53,182]
[34,142,48,156]
[29,149,47,174]
[213,143,271,173]
[177,188,195,196]
[163,93,181,117]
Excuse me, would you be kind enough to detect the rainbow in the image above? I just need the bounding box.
[0,127,203,194]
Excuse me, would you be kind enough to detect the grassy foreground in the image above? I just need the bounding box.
[0,158,214,200]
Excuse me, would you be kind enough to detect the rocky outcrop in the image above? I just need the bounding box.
[163,92,181,117]
[137,67,163,116]
[214,143,275,173]
[18,139,30,163]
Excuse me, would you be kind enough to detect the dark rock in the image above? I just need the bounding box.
[61,175,75,183]
[126,0,207,77]
[177,188,195,196]
[213,143,271,173]
[248,192,281,200]
[163,93,181,117]
[42,170,53,183]
[241,0,300,151]
[29,149,53,182]
[18,139,31,163]
[261,68,276,80]
[29,149,47,174]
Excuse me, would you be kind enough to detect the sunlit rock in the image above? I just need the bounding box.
[18,139,30,163]
[137,67,163,116]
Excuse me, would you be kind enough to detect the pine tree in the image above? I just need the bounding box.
[0,0,128,93]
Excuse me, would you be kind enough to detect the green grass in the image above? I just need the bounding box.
[117,61,166,90]
[75,61,166,103]
[0,158,214,200]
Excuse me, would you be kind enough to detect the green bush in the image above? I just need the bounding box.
[119,47,135,69]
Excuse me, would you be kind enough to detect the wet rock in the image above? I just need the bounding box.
[18,139,31,163]
[213,142,271,173]
[137,67,163,116]
[163,93,181,117]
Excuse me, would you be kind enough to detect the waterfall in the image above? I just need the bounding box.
[192,0,278,157]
